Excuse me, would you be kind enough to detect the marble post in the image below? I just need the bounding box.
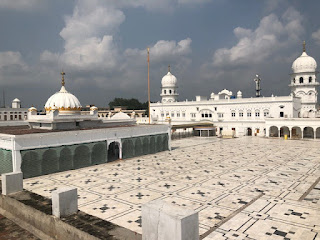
[142,199,199,240]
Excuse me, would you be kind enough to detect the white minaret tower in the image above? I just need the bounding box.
[290,41,319,117]
[160,65,178,103]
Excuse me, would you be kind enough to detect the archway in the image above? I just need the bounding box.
[269,126,278,137]
[135,138,143,157]
[247,128,252,136]
[303,127,314,139]
[42,149,58,175]
[92,143,107,164]
[142,137,149,155]
[150,136,156,154]
[280,126,290,138]
[21,151,40,178]
[291,126,302,139]
[316,127,320,139]
[108,141,120,162]
[74,145,90,169]
[59,147,73,171]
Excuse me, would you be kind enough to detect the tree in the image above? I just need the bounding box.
[108,98,148,111]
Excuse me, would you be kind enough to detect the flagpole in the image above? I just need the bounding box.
[147,47,150,124]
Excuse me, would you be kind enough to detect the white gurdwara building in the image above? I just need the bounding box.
[150,43,320,139]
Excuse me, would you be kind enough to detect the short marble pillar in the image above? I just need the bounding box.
[142,199,199,240]
[52,187,78,218]
[1,172,23,195]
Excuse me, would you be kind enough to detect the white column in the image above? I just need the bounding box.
[313,127,316,139]
[11,150,22,172]
[289,128,292,139]
[119,141,123,159]
[278,129,281,138]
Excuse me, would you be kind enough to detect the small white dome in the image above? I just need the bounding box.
[111,112,130,120]
[90,106,98,111]
[161,71,177,87]
[12,98,20,102]
[292,51,317,74]
[28,106,37,112]
[44,86,81,113]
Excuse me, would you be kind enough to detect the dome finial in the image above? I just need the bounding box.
[61,71,65,86]
[168,65,171,72]
[303,40,306,52]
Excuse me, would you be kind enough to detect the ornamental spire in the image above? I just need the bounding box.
[303,40,306,52]
[168,65,171,72]
[61,71,65,86]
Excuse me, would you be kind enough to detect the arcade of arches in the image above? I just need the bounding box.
[269,126,320,139]
[20,134,169,179]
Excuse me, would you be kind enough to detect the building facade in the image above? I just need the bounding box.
[150,43,320,139]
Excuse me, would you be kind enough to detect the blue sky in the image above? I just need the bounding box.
[0,0,320,108]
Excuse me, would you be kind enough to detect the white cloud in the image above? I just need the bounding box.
[0,51,27,69]
[212,8,303,68]
[0,0,46,11]
[312,29,320,45]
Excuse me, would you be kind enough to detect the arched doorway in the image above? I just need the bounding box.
[291,126,302,139]
[42,149,58,175]
[92,143,107,164]
[269,126,278,137]
[74,145,90,169]
[247,128,252,136]
[21,151,40,178]
[303,127,314,139]
[280,126,290,138]
[316,127,320,139]
[108,141,120,162]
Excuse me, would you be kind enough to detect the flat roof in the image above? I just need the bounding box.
[0,124,140,135]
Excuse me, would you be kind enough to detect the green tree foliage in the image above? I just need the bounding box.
[108,98,148,111]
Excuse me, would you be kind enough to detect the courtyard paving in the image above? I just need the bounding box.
[24,137,320,239]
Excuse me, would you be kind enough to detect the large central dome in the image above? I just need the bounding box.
[44,72,82,114]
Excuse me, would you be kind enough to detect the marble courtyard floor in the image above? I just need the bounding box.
[24,137,320,239]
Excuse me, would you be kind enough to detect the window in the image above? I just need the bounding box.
[177,113,180,117]
[191,113,196,118]
[161,113,164,117]
[299,77,303,84]
[293,78,295,83]
[209,113,212,118]
[280,112,284,117]
[214,107,217,111]
[264,111,269,117]
[255,111,260,117]
[231,111,236,117]
[247,111,251,117]
[76,122,80,127]
[166,112,169,116]
[169,90,172,94]
[171,112,174,117]
[201,114,204,118]
[239,112,243,117]
[182,112,185,117]
[196,107,199,111]
[218,113,224,118]
[309,76,312,83]
[164,90,166,94]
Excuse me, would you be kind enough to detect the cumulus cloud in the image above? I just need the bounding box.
[0,0,46,11]
[41,0,193,85]
[312,29,320,45]
[212,8,303,68]
[0,51,26,69]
